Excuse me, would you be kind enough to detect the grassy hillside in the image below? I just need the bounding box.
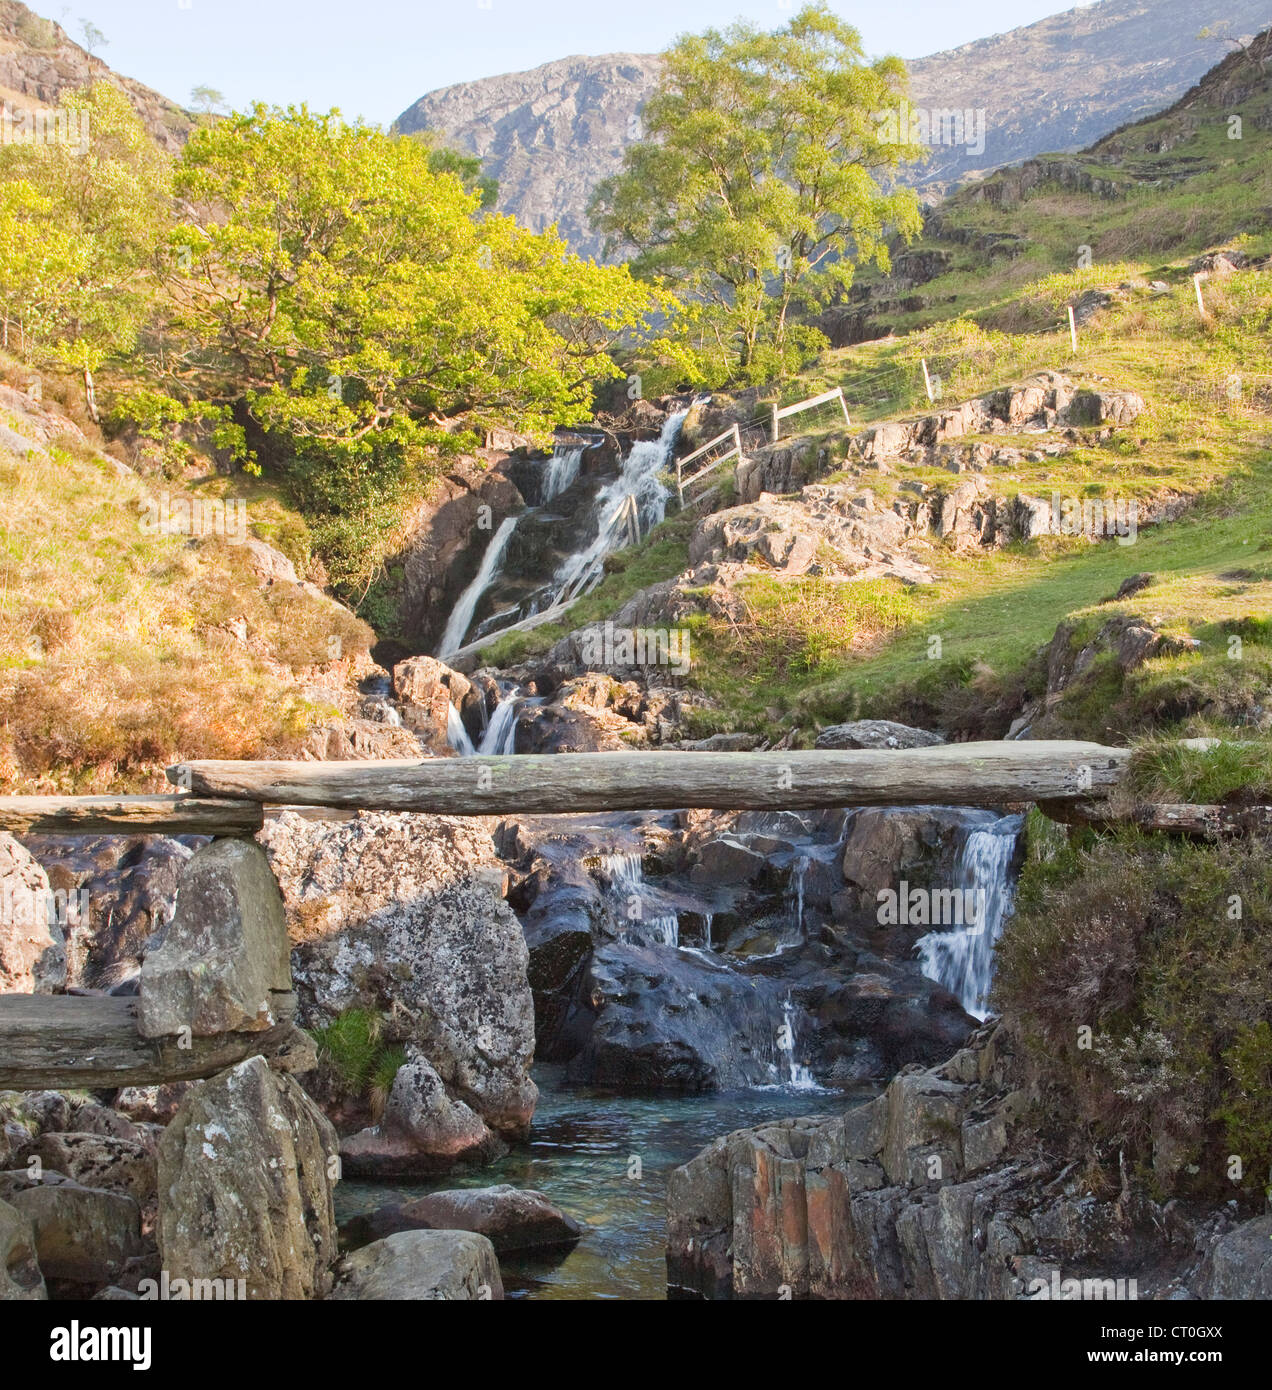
[0,359,373,794]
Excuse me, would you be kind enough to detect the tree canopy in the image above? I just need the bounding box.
[590,3,924,385]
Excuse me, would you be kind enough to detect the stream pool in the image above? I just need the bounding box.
[336,1065,867,1300]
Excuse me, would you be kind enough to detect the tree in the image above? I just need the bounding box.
[589,3,924,385]
[78,19,107,56]
[190,85,226,118]
[0,84,171,415]
[159,106,662,594]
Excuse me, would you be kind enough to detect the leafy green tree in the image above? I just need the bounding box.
[590,3,924,385]
[190,85,226,118]
[160,106,660,595]
[0,84,171,417]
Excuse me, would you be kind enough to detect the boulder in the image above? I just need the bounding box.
[274,813,537,1173]
[815,720,944,751]
[329,1229,503,1301]
[30,1133,156,1205]
[392,655,482,751]
[0,832,66,994]
[339,1049,506,1179]
[157,1056,340,1300]
[340,1184,582,1256]
[0,1198,45,1300]
[10,1180,142,1287]
[1197,1216,1272,1299]
[138,839,291,1038]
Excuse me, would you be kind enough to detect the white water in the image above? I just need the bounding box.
[600,851,680,948]
[540,445,584,505]
[446,703,476,757]
[478,691,520,756]
[777,995,818,1091]
[787,856,809,941]
[916,814,1024,1021]
[551,411,688,605]
[436,515,520,659]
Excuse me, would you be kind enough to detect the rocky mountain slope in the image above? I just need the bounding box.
[402,0,1272,259]
[0,2,191,150]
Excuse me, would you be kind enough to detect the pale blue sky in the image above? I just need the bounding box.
[52,0,1086,126]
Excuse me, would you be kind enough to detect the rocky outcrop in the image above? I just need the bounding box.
[340,1184,583,1256]
[0,832,65,993]
[0,2,192,153]
[262,811,537,1176]
[667,1023,1272,1299]
[329,1229,503,1301]
[7,1177,143,1292]
[157,1056,340,1300]
[392,654,487,752]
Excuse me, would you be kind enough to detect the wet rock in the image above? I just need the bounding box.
[17,834,193,991]
[340,1184,583,1256]
[329,1229,503,1301]
[815,720,944,751]
[566,943,796,1092]
[0,832,65,993]
[157,1056,340,1300]
[0,1198,45,1300]
[689,837,766,887]
[138,838,291,1039]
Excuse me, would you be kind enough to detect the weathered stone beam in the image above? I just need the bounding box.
[0,992,305,1090]
[168,742,1129,814]
[0,795,263,837]
[1040,799,1272,839]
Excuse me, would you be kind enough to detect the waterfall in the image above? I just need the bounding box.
[703,912,714,951]
[540,445,584,506]
[436,515,520,659]
[599,851,680,948]
[478,690,520,756]
[551,410,688,605]
[786,856,809,940]
[445,703,476,757]
[916,814,1024,1021]
[776,995,817,1091]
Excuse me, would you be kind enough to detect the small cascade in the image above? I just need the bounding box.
[445,703,476,757]
[361,674,403,726]
[916,813,1024,1021]
[703,913,714,951]
[599,851,680,948]
[777,995,818,1091]
[551,410,688,605]
[539,445,584,506]
[436,515,520,659]
[786,856,809,941]
[478,689,521,756]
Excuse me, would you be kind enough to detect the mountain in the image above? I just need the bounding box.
[0,1,191,150]
[402,0,1272,259]
[397,52,662,260]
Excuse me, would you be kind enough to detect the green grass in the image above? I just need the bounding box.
[1127,736,1272,803]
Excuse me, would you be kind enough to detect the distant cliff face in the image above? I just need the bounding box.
[0,1,191,151]
[397,52,663,261]
[403,0,1272,258]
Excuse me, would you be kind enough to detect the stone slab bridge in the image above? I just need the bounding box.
[1,739,1267,1295]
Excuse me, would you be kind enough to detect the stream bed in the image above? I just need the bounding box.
[337,1065,869,1300]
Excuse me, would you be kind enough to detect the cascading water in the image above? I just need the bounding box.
[478,690,521,756]
[446,703,476,757]
[777,995,818,1091]
[539,445,584,506]
[916,813,1024,1021]
[600,851,680,948]
[436,515,520,659]
[787,856,809,941]
[551,410,688,605]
